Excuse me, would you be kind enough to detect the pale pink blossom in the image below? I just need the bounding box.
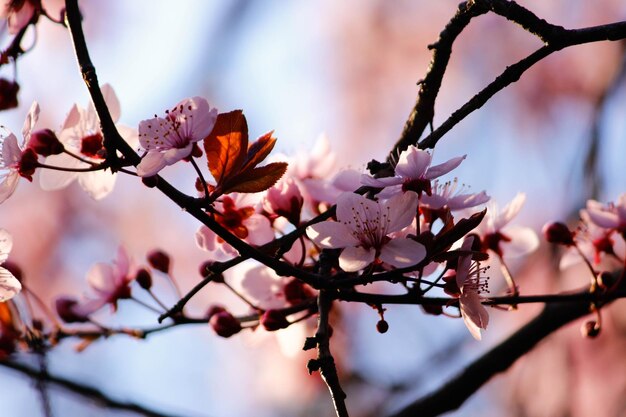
[263,178,304,225]
[39,84,138,199]
[196,193,274,259]
[361,146,465,198]
[1,0,36,34]
[306,191,426,272]
[72,247,133,316]
[0,229,21,302]
[420,178,490,211]
[477,192,539,258]
[302,168,362,206]
[585,194,626,235]
[0,101,39,203]
[456,235,489,340]
[137,96,217,177]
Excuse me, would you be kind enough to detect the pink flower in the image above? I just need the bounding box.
[137,97,217,177]
[362,145,465,198]
[0,101,39,203]
[585,194,626,236]
[1,0,37,34]
[196,193,274,259]
[263,178,304,225]
[72,247,133,316]
[0,229,21,302]
[39,84,138,199]
[456,235,489,340]
[477,193,539,258]
[306,191,426,272]
[420,178,490,211]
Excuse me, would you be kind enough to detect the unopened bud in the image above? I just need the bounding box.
[209,310,242,338]
[543,222,574,246]
[135,268,152,290]
[376,319,389,334]
[28,129,64,156]
[283,278,314,305]
[0,79,19,111]
[55,297,89,323]
[581,320,601,338]
[147,250,170,273]
[17,148,38,181]
[205,305,227,320]
[260,309,290,331]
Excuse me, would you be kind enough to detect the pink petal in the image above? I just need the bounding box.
[178,97,217,141]
[395,146,431,179]
[136,151,168,177]
[244,214,274,246]
[494,192,526,230]
[360,174,402,188]
[39,154,81,191]
[339,246,375,272]
[586,208,620,229]
[22,101,40,142]
[425,155,466,179]
[331,169,361,192]
[447,191,490,211]
[0,229,12,263]
[2,133,22,166]
[163,146,193,165]
[78,170,117,200]
[460,290,489,340]
[0,267,21,302]
[240,265,284,309]
[138,116,169,150]
[501,225,539,257]
[62,104,81,131]
[385,191,419,232]
[87,262,116,294]
[72,297,108,318]
[306,221,359,249]
[7,2,34,34]
[379,238,426,268]
[100,84,121,122]
[456,236,474,288]
[0,172,19,204]
[336,192,380,226]
[196,226,218,252]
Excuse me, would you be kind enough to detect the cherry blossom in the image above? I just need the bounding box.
[306,191,426,272]
[263,178,304,225]
[419,178,489,211]
[361,145,466,198]
[71,247,133,316]
[0,229,21,302]
[585,194,626,236]
[196,193,274,259]
[0,101,39,203]
[477,193,539,258]
[136,96,217,177]
[456,235,489,340]
[1,0,37,34]
[39,84,138,199]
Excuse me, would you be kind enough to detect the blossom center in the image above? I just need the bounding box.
[215,196,254,239]
[80,133,104,159]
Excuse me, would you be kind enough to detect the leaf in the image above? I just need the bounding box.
[223,162,288,194]
[204,110,248,186]
[240,131,276,173]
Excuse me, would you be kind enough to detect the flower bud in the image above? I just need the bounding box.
[198,261,224,283]
[0,79,19,111]
[135,268,152,290]
[147,250,170,273]
[283,278,314,305]
[581,320,600,338]
[17,148,38,181]
[376,319,389,334]
[205,304,226,320]
[209,310,242,338]
[542,222,574,246]
[260,309,290,331]
[55,297,90,323]
[28,129,64,156]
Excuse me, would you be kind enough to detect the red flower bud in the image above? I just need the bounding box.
[376,319,389,334]
[209,310,242,338]
[28,129,64,156]
[135,268,152,290]
[55,297,90,323]
[147,250,170,273]
[260,309,290,331]
[17,148,38,181]
[0,79,19,111]
[283,278,314,305]
[542,222,574,246]
[206,305,226,320]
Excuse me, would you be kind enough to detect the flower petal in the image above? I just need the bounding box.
[39,154,81,191]
[336,192,380,226]
[385,191,418,232]
[87,262,116,293]
[100,84,121,122]
[244,214,274,246]
[0,172,19,204]
[339,246,375,272]
[196,225,218,252]
[22,101,40,142]
[136,151,168,177]
[2,133,22,166]
[501,225,539,257]
[78,169,117,200]
[0,229,12,264]
[494,192,526,230]
[360,174,402,188]
[306,221,359,249]
[425,155,466,179]
[395,146,430,179]
[0,267,21,302]
[379,238,425,268]
[460,290,489,340]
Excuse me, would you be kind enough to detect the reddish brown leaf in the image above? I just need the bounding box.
[223,162,288,194]
[204,110,248,186]
[240,131,276,173]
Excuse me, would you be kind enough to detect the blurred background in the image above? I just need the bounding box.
[2,0,626,416]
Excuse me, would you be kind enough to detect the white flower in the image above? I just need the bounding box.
[456,235,489,340]
[137,96,217,177]
[306,191,426,272]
